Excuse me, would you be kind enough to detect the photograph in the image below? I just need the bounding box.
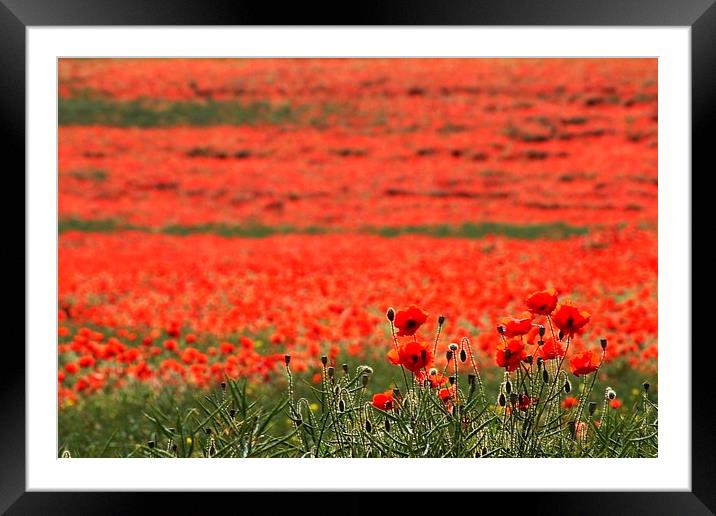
[56,57,658,459]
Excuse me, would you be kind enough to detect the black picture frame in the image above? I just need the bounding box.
[4,1,706,514]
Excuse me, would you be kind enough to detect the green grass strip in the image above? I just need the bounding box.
[59,218,589,240]
[59,98,301,127]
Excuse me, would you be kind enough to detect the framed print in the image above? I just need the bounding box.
[5,0,708,513]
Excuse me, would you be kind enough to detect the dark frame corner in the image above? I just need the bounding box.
[5,0,708,513]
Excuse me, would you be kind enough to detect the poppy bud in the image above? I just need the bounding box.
[643,381,650,392]
[543,369,549,383]
[321,355,328,366]
[588,402,597,416]
[600,338,608,350]
[438,315,446,325]
[498,393,506,406]
[449,375,456,385]
[538,325,546,337]
[338,399,345,412]
[525,355,533,365]
[361,374,369,387]
[505,379,512,394]
[365,419,372,433]
[284,354,291,365]
[147,441,155,449]
[384,419,391,432]
[386,307,395,322]
[564,379,571,393]
[446,350,453,362]
[459,349,467,363]
[220,381,226,391]
[342,363,348,374]
[327,366,335,379]
[468,374,476,386]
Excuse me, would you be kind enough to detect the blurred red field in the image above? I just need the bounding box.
[57,58,658,403]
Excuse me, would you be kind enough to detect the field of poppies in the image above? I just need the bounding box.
[57,58,657,458]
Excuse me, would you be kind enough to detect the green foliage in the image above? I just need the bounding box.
[59,98,300,127]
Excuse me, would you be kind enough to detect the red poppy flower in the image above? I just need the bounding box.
[536,337,565,361]
[552,302,591,337]
[64,362,79,375]
[518,394,533,411]
[372,390,394,410]
[393,305,429,337]
[438,385,456,404]
[416,369,449,388]
[497,311,534,338]
[562,396,578,409]
[387,341,433,373]
[569,350,600,376]
[610,399,622,409]
[525,288,559,316]
[495,338,526,372]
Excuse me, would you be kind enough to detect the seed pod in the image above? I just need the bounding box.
[564,380,572,393]
[284,354,291,365]
[384,418,391,432]
[459,349,467,363]
[429,368,438,376]
[446,350,453,362]
[505,379,512,394]
[498,393,506,407]
[543,369,549,383]
[365,419,372,433]
[338,399,346,413]
[449,342,459,352]
[538,325,546,337]
[525,355,533,365]
[600,338,608,350]
[386,307,395,322]
[320,355,328,366]
[438,315,446,325]
[588,402,597,416]
[643,382,650,392]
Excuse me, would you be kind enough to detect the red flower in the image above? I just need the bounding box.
[552,302,591,337]
[497,311,534,338]
[610,399,622,409]
[562,396,578,409]
[417,369,449,388]
[518,394,533,411]
[495,338,526,372]
[64,362,79,375]
[438,385,456,404]
[569,350,601,376]
[387,341,433,373]
[536,337,565,361]
[526,288,559,315]
[393,305,429,337]
[372,390,394,410]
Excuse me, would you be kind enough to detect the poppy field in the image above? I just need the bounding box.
[57,58,658,458]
